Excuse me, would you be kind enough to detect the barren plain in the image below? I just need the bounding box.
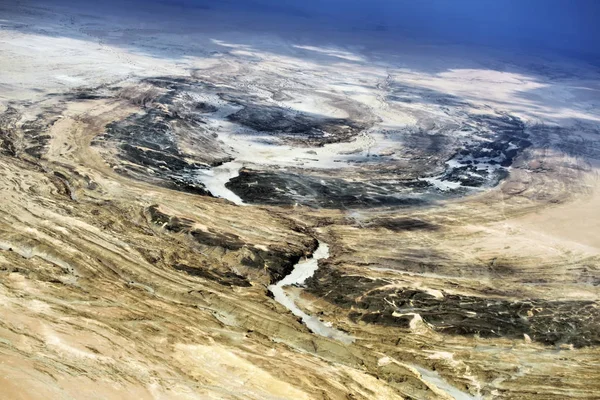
[0,1,599,399]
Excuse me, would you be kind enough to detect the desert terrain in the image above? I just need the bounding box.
[0,1,599,399]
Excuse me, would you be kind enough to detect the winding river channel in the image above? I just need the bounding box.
[268,241,355,344]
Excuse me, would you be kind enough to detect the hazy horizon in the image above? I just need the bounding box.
[7,0,599,62]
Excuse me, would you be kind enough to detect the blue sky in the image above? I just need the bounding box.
[18,0,600,59]
[157,0,599,57]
